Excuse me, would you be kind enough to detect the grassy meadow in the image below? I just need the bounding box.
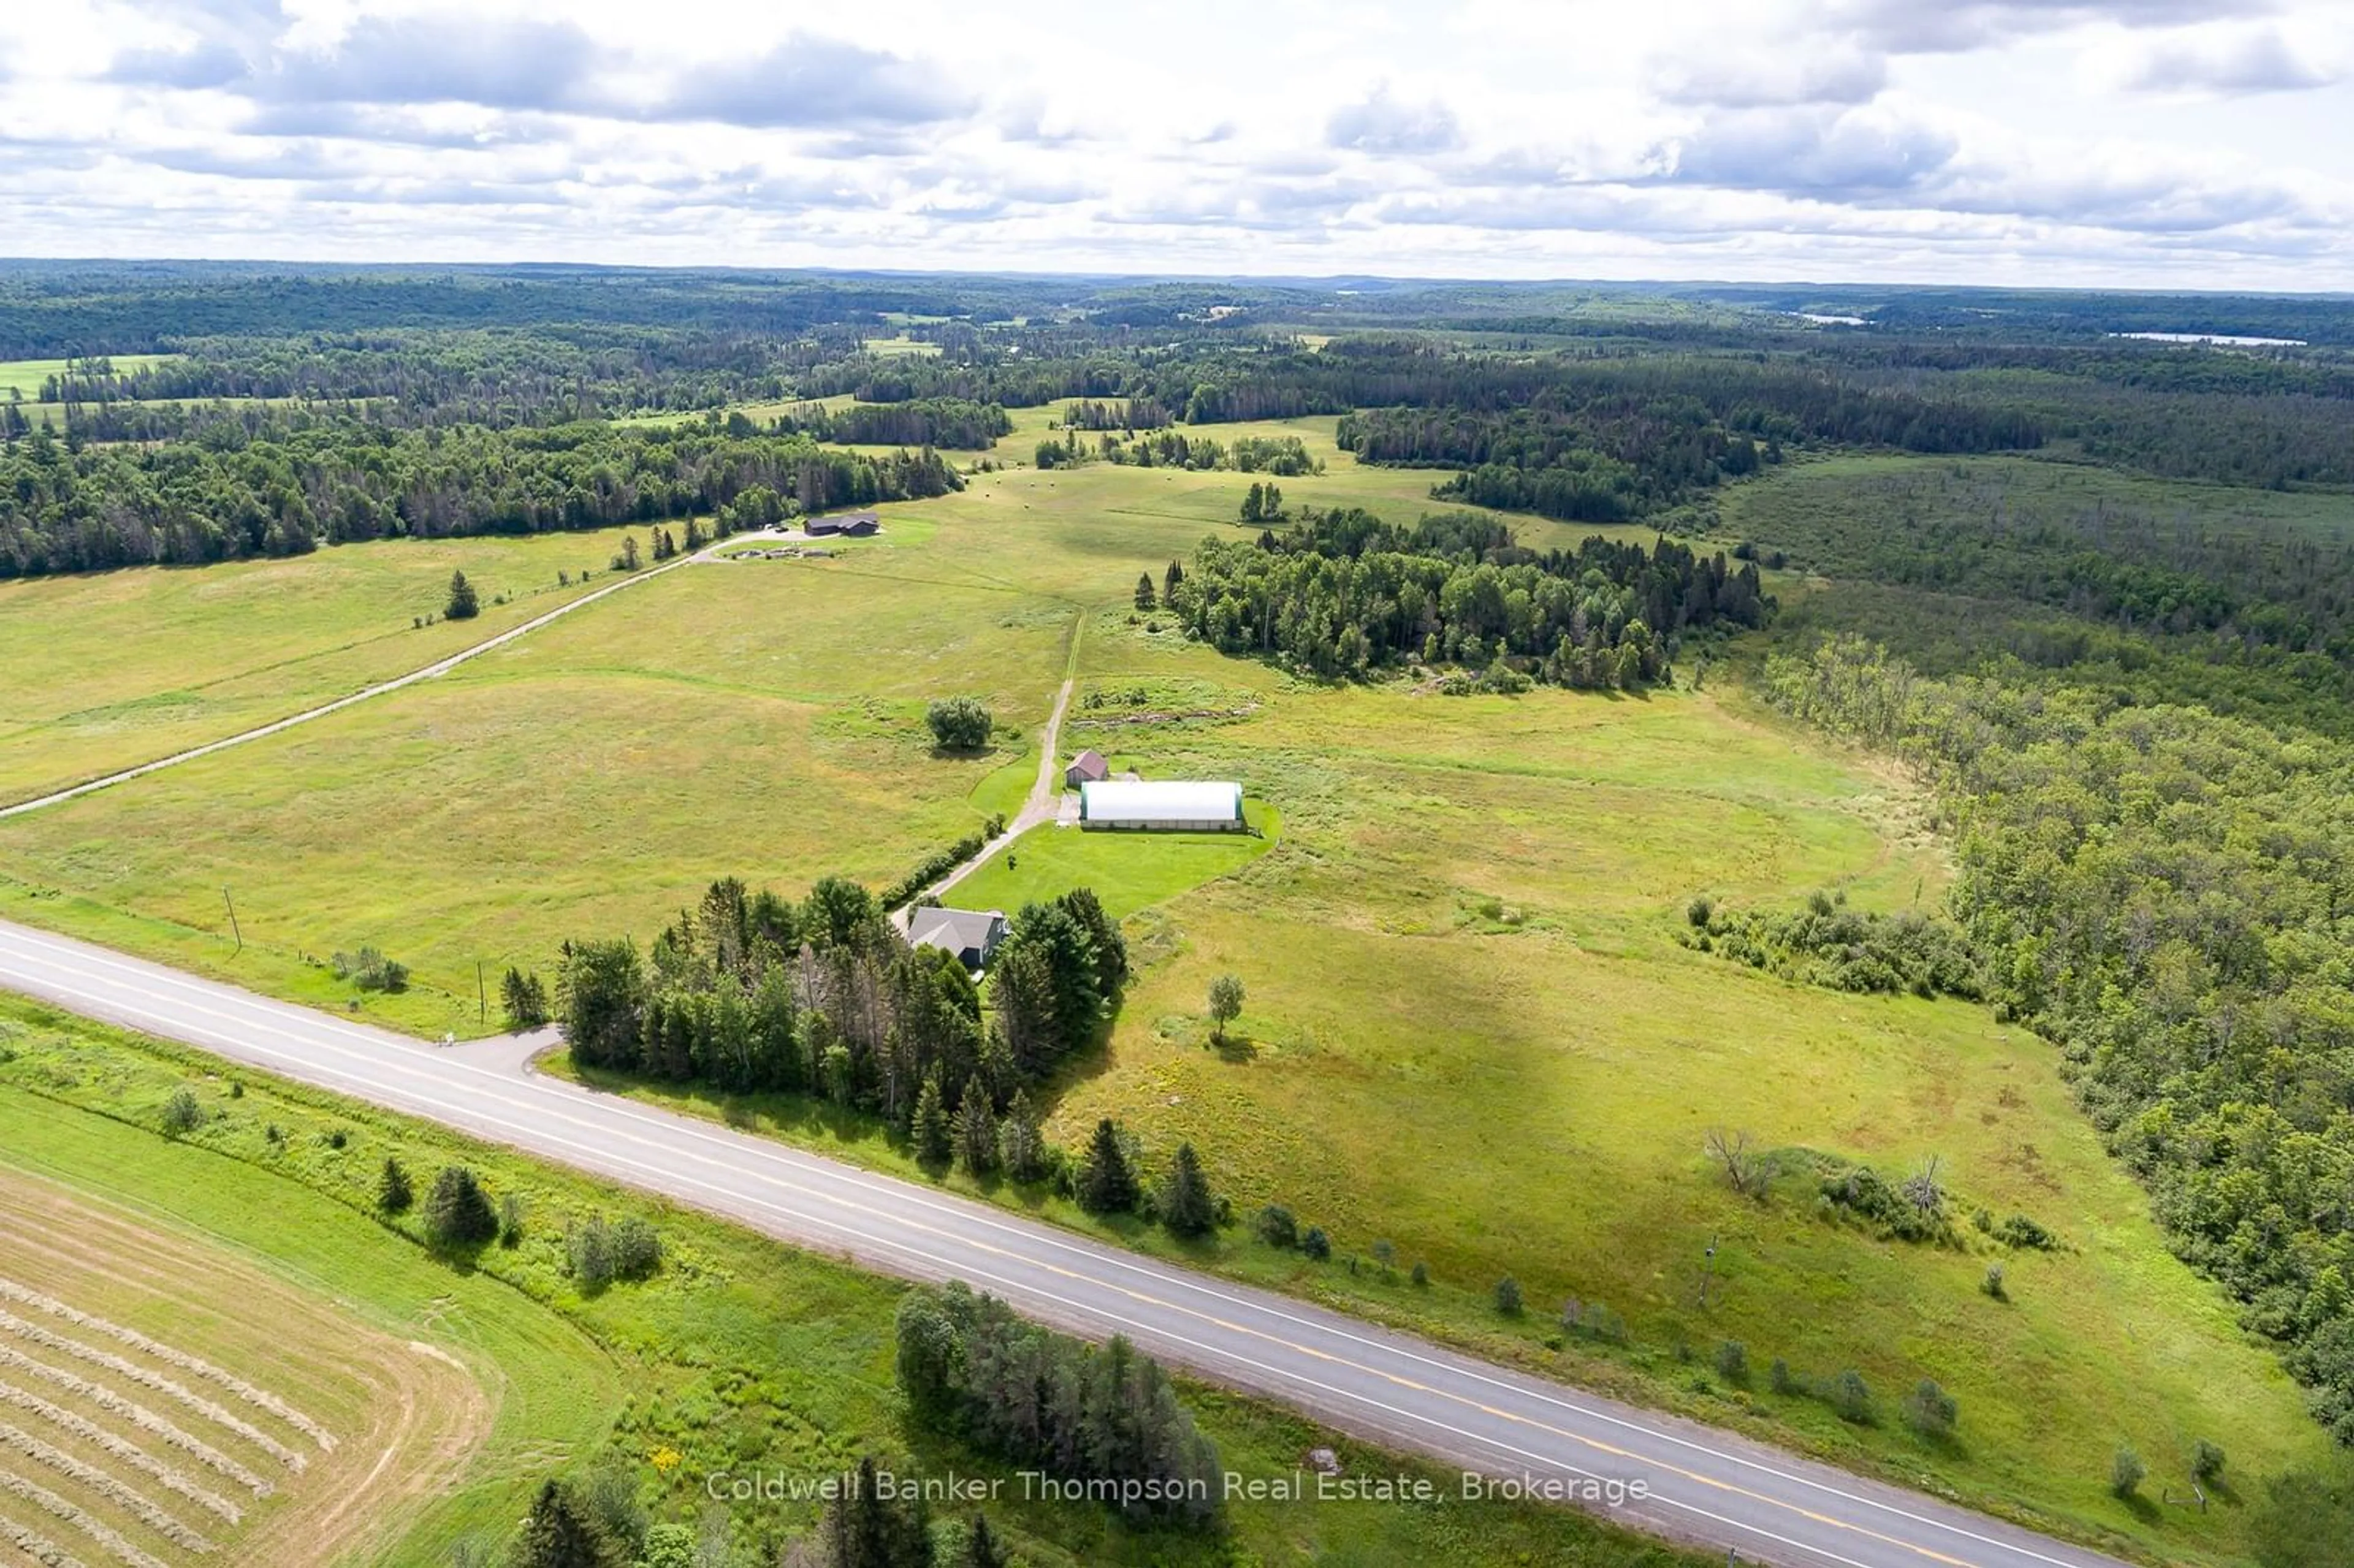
[0,525,658,804]
[0,413,2336,1562]
[0,998,1712,1568]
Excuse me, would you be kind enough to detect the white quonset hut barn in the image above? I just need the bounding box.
[1078,780,1245,832]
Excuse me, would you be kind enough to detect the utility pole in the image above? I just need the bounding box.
[477,961,487,1026]
[221,887,242,955]
[1699,1235,1720,1311]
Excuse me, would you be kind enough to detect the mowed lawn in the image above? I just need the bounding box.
[0,525,656,804]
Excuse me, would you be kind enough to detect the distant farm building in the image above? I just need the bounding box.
[1064,749,1110,788]
[907,906,1009,969]
[804,510,880,538]
[1079,780,1245,832]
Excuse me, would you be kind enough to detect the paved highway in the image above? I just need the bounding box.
[0,917,2141,1568]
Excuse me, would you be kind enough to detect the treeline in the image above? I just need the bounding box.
[557,875,1126,1124]
[1769,636,2354,1444]
[896,1284,1222,1526]
[1101,430,1318,475]
[0,419,959,576]
[1683,892,1984,1000]
[34,327,802,429]
[827,397,1012,449]
[1062,397,1175,430]
[801,352,1141,408]
[1165,508,1769,683]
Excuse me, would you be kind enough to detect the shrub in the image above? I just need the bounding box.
[926,696,995,751]
[1686,896,1713,928]
[1995,1212,2059,1250]
[611,1217,662,1279]
[2192,1439,2227,1485]
[423,1166,498,1249]
[1713,1341,1750,1385]
[1254,1204,1299,1250]
[331,946,409,993]
[498,1192,527,1247]
[1769,1358,1798,1395]
[1902,1379,1958,1440]
[1493,1277,1523,1317]
[1561,1298,1629,1345]
[159,1087,202,1135]
[1983,1263,2008,1300]
[1411,1261,1429,1288]
[1301,1227,1331,1261]
[2112,1447,2147,1499]
[1829,1369,1874,1425]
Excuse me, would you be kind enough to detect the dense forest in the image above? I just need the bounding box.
[0,417,959,574]
[1164,508,1769,684]
[1770,636,2354,1445]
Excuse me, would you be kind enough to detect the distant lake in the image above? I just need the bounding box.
[2110,331,2307,347]
[1792,313,1870,326]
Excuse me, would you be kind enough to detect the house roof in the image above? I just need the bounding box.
[1067,748,1108,778]
[1080,780,1243,822]
[907,905,1006,956]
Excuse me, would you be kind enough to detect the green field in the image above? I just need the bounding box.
[0,998,1711,1568]
[951,802,1279,918]
[0,355,179,399]
[0,419,2334,1563]
[0,525,658,804]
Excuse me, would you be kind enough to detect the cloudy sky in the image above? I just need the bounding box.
[3,0,2352,286]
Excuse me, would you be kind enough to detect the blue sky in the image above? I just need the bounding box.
[3,0,2350,286]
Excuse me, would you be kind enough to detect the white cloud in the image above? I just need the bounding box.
[0,0,2343,285]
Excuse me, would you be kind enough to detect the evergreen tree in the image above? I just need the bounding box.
[954,1076,997,1175]
[424,1165,498,1247]
[508,1477,618,1568]
[819,1456,932,1568]
[912,1073,952,1165]
[1134,573,1157,611]
[958,1514,1006,1568]
[378,1156,413,1214]
[501,965,550,1029]
[1159,1143,1216,1236]
[999,1088,1048,1182]
[1079,1118,1138,1213]
[444,569,479,620]
[1164,560,1184,604]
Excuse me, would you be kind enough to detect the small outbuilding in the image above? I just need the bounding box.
[1064,749,1110,788]
[1079,780,1246,832]
[906,906,1009,970]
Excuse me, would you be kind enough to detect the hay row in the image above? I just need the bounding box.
[0,1426,211,1555]
[0,1282,330,1452]
[0,1509,91,1568]
[0,1356,271,1499]
[0,1314,300,1472]
[0,1468,168,1568]
[0,1385,238,1524]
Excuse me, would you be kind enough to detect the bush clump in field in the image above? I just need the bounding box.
[331,946,409,993]
[567,1214,663,1290]
[423,1165,498,1248]
[2112,1447,2147,1499]
[896,1282,1222,1526]
[1714,1340,1750,1385]
[1995,1212,2061,1250]
[1689,897,1983,1000]
[1902,1379,1959,1441]
[159,1087,203,1135]
[1560,1298,1629,1345]
[1493,1276,1524,1317]
[1829,1369,1875,1425]
[1254,1203,1298,1250]
[926,696,994,752]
